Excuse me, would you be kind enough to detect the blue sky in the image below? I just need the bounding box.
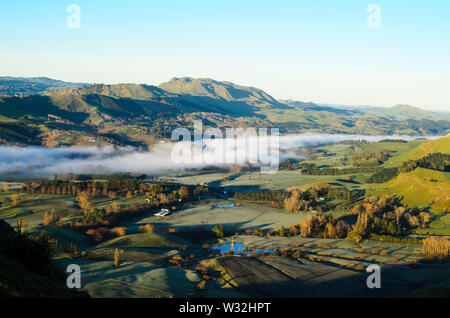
[0,0,449,111]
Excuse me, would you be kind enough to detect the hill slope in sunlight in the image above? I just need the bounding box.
[369,167,450,208]
[385,134,450,167]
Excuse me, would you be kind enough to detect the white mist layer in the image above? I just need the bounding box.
[0,133,441,176]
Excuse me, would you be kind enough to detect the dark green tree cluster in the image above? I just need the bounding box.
[284,185,351,213]
[401,153,450,173]
[22,179,148,197]
[366,153,450,183]
[351,150,390,167]
[366,167,400,183]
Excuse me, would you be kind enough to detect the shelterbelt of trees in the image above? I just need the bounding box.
[22,178,156,198]
[300,165,381,176]
[366,152,450,183]
[21,178,212,199]
[234,184,353,213]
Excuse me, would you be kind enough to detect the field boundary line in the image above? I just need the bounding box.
[258,257,298,280]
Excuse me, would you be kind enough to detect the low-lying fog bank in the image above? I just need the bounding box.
[0,133,441,177]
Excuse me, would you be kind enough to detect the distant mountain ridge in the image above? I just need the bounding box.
[0,76,88,96]
[364,104,448,121]
[0,76,449,147]
[160,77,281,106]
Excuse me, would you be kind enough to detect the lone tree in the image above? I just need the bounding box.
[77,191,90,214]
[212,225,225,238]
[11,194,19,206]
[113,248,120,268]
[43,209,56,226]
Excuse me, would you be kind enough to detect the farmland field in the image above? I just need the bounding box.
[1,136,449,298]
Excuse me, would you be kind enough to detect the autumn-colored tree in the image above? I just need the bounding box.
[43,211,50,226]
[212,225,225,238]
[138,224,155,233]
[111,227,127,237]
[108,191,118,199]
[86,228,103,242]
[284,191,301,213]
[419,212,431,228]
[299,215,327,238]
[352,204,363,215]
[157,193,170,204]
[43,209,56,226]
[77,191,90,213]
[178,186,190,200]
[407,215,420,228]
[3,183,8,193]
[113,248,120,268]
[126,191,133,199]
[111,201,120,213]
[325,223,337,239]
[197,280,207,290]
[11,194,19,206]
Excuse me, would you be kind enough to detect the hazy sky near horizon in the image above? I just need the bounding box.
[0,0,449,111]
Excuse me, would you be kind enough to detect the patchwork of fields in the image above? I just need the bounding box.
[1,136,449,298]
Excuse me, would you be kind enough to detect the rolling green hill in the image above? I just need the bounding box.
[368,167,450,208]
[365,104,450,121]
[160,77,280,106]
[98,232,193,249]
[71,83,174,101]
[384,134,450,167]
